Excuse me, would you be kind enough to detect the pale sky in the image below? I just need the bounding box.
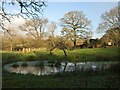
[47,0,119,2]
[43,2,118,39]
[2,1,118,39]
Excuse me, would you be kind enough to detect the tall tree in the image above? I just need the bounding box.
[0,1,47,50]
[20,18,48,39]
[97,7,119,33]
[47,21,57,37]
[97,6,119,46]
[19,18,48,48]
[60,11,92,48]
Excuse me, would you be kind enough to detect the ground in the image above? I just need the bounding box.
[1,47,120,88]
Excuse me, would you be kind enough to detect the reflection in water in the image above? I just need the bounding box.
[3,61,117,76]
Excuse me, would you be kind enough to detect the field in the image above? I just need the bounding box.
[2,47,120,88]
[2,47,119,65]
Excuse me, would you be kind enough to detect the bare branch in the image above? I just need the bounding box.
[60,11,92,47]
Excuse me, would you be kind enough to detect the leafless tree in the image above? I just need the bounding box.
[47,36,67,55]
[20,18,48,39]
[97,7,119,33]
[0,1,47,34]
[0,1,46,19]
[47,21,57,37]
[18,18,48,48]
[60,11,92,48]
[97,6,119,46]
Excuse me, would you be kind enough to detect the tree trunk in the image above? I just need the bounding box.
[73,28,77,48]
[62,49,68,72]
[49,47,55,54]
[63,62,67,72]
[62,49,67,58]
[50,51,53,55]
[73,39,76,48]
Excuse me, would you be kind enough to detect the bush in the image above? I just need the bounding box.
[21,62,28,67]
[11,63,19,68]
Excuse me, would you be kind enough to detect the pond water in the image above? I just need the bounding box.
[3,61,118,76]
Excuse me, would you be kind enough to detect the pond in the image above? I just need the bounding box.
[3,61,118,76]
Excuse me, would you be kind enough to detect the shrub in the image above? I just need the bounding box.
[11,63,19,68]
[21,62,28,67]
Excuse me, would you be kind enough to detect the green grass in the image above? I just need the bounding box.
[2,47,120,88]
[1,47,119,65]
[2,68,120,88]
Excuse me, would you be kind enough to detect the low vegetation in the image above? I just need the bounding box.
[11,63,19,68]
[21,62,28,67]
[2,47,119,88]
[2,63,120,88]
[2,47,119,65]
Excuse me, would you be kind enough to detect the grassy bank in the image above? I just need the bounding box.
[2,47,119,65]
[2,47,119,88]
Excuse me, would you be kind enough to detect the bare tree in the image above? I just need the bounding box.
[97,7,119,33]
[60,11,92,48]
[47,36,67,55]
[0,1,46,50]
[0,1,47,34]
[84,30,93,44]
[18,18,48,48]
[0,1,46,19]
[47,21,57,37]
[97,6,119,47]
[20,18,48,39]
